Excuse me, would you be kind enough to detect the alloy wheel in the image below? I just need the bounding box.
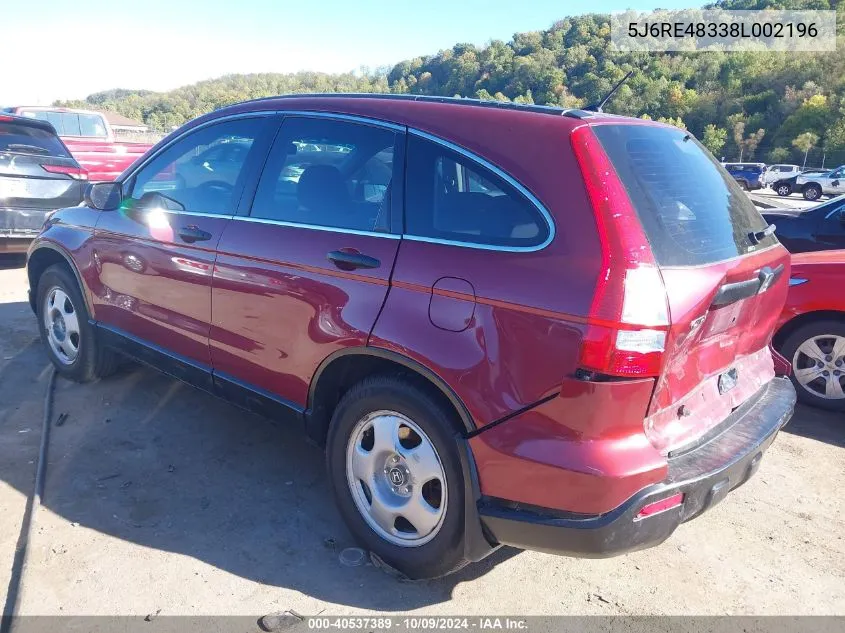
[792,334,845,400]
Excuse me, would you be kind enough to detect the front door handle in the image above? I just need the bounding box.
[327,250,380,271]
[178,225,212,243]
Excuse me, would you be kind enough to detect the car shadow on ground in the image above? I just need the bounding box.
[0,309,518,611]
[782,403,843,448]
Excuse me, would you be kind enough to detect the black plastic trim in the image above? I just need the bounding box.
[96,324,214,392]
[26,242,94,316]
[213,371,305,427]
[306,346,477,434]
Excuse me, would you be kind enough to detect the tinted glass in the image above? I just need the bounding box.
[251,117,395,232]
[594,124,776,266]
[128,117,266,215]
[404,135,549,248]
[0,122,70,157]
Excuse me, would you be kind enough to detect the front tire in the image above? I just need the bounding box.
[36,264,117,382]
[781,320,845,412]
[326,376,468,579]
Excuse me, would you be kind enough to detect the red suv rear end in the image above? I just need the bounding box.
[27,96,795,580]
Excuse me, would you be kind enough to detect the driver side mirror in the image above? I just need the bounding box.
[84,182,123,211]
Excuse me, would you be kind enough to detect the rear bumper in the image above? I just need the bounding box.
[479,377,796,557]
[1,207,49,252]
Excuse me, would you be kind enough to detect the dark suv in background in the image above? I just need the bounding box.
[1,114,87,253]
[26,95,795,579]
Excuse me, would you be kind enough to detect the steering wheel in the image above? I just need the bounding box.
[196,180,234,196]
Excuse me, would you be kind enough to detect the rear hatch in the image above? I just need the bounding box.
[586,122,789,454]
[0,117,86,234]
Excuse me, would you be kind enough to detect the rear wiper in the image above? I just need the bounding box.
[748,223,776,245]
[5,143,50,155]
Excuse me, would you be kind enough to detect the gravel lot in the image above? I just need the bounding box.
[1,256,843,617]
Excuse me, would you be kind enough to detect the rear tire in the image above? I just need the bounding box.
[802,184,822,201]
[781,320,845,412]
[739,180,749,191]
[36,264,118,382]
[326,375,469,579]
[776,183,792,197]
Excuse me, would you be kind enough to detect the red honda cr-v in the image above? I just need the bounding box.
[27,95,796,579]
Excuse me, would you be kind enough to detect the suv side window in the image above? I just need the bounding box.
[250,117,396,232]
[127,117,267,215]
[405,134,550,248]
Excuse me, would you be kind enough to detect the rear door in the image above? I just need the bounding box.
[594,124,790,453]
[90,115,276,372]
[0,118,84,237]
[209,114,403,408]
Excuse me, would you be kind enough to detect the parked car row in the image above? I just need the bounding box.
[720,161,845,201]
[2,106,153,182]
[7,96,843,581]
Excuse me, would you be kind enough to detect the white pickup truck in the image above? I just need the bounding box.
[795,165,845,201]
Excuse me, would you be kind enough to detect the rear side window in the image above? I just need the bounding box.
[405,135,549,248]
[594,124,776,266]
[0,122,70,157]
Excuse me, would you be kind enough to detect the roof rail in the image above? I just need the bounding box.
[234,93,595,119]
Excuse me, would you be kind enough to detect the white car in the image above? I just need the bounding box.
[795,165,845,201]
[763,164,800,186]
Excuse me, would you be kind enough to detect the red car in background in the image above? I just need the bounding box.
[774,250,845,411]
[3,106,152,182]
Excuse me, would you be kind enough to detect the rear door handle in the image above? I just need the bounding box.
[327,250,380,270]
[178,226,212,243]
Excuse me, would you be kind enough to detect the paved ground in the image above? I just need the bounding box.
[1,256,844,617]
[751,188,820,210]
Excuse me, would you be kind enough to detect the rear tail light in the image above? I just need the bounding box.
[570,125,670,378]
[41,164,88,180]
[635,493,684,519]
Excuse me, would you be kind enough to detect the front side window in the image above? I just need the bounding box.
[250,117,396,232]
[127,117,267,215]
[404,135,550,248]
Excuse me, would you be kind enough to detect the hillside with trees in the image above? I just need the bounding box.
[56,0,845,166]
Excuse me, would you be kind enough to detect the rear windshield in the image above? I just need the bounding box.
[0,122,71,157]
[594,124,776,267]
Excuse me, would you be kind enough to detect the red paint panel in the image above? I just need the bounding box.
[373,239,584,427]
[88,208,229,366]
[210,221,398,405]
[470,376,665,514]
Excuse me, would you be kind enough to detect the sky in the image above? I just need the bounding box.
[1,0,694,105]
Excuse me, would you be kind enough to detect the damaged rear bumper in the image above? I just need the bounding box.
[478,377,796,557]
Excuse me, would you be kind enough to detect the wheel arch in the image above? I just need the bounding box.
[305,347,476,446]
[27,243,93,317]
[773,310,845,351]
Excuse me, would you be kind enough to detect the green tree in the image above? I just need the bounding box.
[768,147,790,163]
[702,124,727,157]
[792,132,820,169]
